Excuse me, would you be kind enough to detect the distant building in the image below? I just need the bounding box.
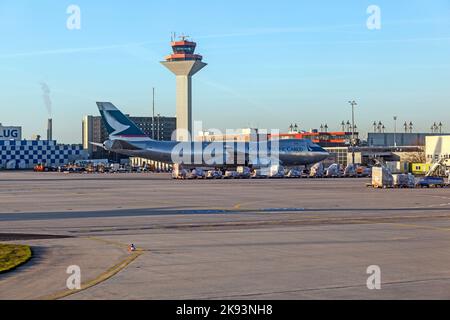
[272,131,358,148]
[324,147,349,167]
[0,140,86,169]
[197,128,261,142]
[82,115,176,159]
[350,146,424,167]
[197,130,357,148]
[323,145,426,167]
[0,124,22,141]
[367,132,450,147]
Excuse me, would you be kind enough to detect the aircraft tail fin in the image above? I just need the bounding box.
[96,102,151,140]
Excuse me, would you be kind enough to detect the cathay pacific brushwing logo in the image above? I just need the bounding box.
[103,111,130,135]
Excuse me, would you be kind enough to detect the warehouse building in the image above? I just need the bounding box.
[1,123,88,169]
[0,139,86,169]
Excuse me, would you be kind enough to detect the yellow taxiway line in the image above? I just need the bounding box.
[38,238,143,300]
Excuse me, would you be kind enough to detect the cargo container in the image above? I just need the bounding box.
[372,167,393,188]
[392,173,415,188]
[310,162,324,178]
[206,169,222,179]
[344,164,357,177]
[268,165,285,178]
[224,170,239,179]
[188,168,205,179]
[236,166,251,178]
[286,168,301,178]
[386,161,409,174]
[325,163,341,177]
[356,165,371,177]
[171,164,187,179]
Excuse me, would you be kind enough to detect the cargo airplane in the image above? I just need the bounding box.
[93,102,329,168]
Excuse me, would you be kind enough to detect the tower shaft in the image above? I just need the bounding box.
[175,75,192,141]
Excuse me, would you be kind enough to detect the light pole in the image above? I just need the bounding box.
[393,116,397,148]
[157,113,161,140]
[152,87,155,139]
[348,100,357,165]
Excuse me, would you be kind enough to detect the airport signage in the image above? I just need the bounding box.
[0,125,22,140]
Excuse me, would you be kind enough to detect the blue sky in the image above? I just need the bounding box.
[0,0,449,143]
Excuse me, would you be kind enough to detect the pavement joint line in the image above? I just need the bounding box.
[391,222,450,232]
[37,237,143,300]
[200,276,450,299]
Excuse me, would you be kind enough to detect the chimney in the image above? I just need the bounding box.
[47,118,53,141]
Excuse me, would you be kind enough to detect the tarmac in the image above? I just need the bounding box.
[1,171,450,299]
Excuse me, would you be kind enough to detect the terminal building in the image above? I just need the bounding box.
[321,132,450,167]
[197,129,357,146]
[273,131,358,148]
[197,128,266,143]
[273,131,360,167]
[82,114,176,159]
[367,132,450,147]
[0,124,86,169]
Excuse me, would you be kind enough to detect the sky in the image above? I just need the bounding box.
[0,0,449,143]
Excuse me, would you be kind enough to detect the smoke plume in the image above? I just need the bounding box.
[40,82,52,116]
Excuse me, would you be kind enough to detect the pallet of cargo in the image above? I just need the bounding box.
[371,167,394,188]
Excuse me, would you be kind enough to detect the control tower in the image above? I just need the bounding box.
[161,35,207,141]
